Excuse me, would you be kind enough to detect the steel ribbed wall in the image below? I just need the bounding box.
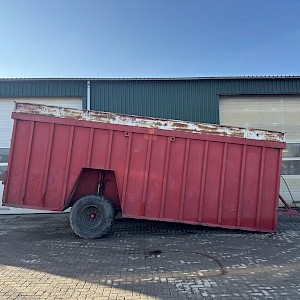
[90,78,300,123]
[90,80,219,123]
[0,79,87,105]
[1,77,300,124]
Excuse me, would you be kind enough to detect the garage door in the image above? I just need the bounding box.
[0,97,82,214]
[220,95,300,204]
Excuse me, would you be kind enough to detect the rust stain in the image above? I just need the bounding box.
[148,128,155,135]
[172,122,189,129]
[14,102,286,143]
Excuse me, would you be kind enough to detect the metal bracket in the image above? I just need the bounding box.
[277,194,300,216]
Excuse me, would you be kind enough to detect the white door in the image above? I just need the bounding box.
[219,95,300,205]
[0,97,83,214]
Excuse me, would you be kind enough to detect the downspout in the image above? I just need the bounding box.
[87,80,91,110]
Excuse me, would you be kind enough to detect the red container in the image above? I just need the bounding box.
[3,103,286,236]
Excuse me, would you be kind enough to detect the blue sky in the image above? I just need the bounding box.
[0,0,300,78]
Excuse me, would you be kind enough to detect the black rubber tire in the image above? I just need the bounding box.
[70,195,115,239]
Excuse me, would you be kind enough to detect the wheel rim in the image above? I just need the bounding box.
[80,205,103,228]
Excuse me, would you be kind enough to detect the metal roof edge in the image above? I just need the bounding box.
[1,75,300,81]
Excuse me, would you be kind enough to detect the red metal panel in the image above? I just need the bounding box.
[20,121,34,205]
[179,139,190,220]
[141,137,152,216]
[241,146,262,229]
[259,148,281,230]
[44,124,71,210]
[237,145,247,227]
[89,129,111,168]
[182,139,206,222]
[5,120,31,204]
[105,130,114,169]
[164,137,186,220]
[202,142,224,224]
[144,136,168,218]
[65,126,90,205]
[86,128,94,167]
[109,131,129,208]
[25,122,51,207]
[121,132,132,212]
[159,137,171,218]
[217,143,228,224]
[61,125,74,208]
[124,133,149,216]
[41,123,54,206]
[198,141,209,222]
[221,144,243,227]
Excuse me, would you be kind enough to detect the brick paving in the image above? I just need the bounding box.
[0,213,299,299]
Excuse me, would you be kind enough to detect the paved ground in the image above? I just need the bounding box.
[0,214,299,299]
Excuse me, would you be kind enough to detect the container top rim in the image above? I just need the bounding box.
[13,102,286,143]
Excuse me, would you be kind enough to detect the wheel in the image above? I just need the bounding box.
[70,195,115,239]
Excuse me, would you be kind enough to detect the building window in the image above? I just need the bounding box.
[282,143,300,175]
[0,148,9,182]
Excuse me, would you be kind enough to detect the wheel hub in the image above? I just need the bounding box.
[80,205,103,228]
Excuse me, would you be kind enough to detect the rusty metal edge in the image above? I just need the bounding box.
[14,102,286,143]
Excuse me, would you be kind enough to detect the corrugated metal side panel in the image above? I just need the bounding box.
[0,80,87,98]
[4,114,283,232]
[215,78,300,96]
[1,78,300,124]
[90,80,219,124]
[90,78,300,124]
